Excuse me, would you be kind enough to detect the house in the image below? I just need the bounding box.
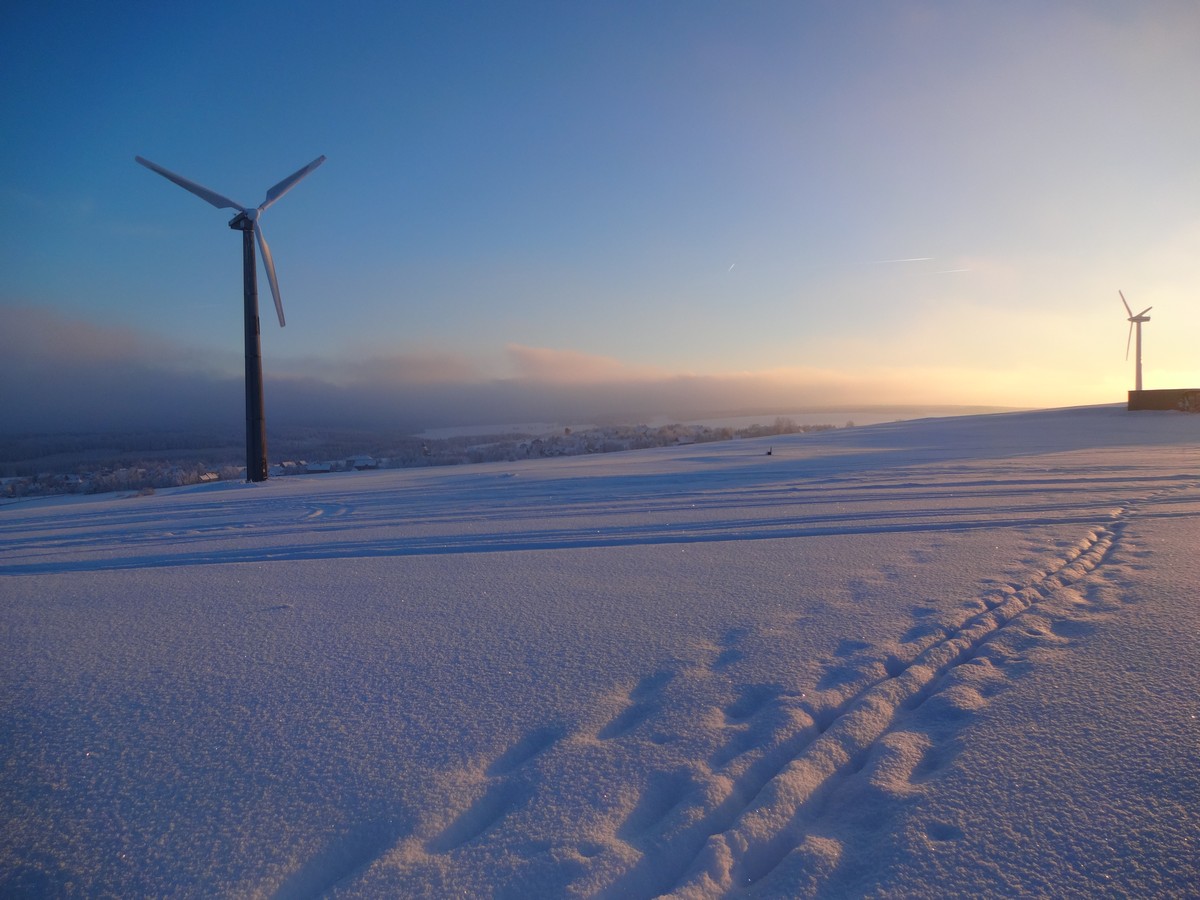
[1,476,32,498]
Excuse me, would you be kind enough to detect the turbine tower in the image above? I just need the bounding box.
[1120,290,1152,392]
[136,154,325,481]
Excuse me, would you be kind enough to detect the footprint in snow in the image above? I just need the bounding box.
[486,725,565,777]
[834,638,872,657]
[427,780,533,853]
[421,724,566,858]
[617,769,698,842]
[900,620,946,644]
[598,670,675,740]
[925,820,965,843]
[598,702,655,740]
[724,683,782,723]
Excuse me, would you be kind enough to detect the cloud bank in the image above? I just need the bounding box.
[2,305,1049,436]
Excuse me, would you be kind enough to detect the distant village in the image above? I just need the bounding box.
[1,418,841,500]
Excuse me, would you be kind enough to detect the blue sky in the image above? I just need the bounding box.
[3,1,1199,432]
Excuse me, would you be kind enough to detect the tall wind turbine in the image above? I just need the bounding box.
[136,154,325,481]
[1120,291,1152,392]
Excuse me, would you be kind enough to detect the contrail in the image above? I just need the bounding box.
[870,256,934,264]
[728,263,736,272]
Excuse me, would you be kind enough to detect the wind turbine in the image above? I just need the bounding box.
[136,154,325,481]
[1120,290,1152,392]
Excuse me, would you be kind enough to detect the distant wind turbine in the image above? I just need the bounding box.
[136,154,326,481]
[1120,290,1152,392]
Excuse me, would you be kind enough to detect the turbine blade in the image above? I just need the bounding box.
[1137,306,1152,317]
[1119,290,1132,317]
[259,155,326,212]
[135,156,245,212]
[1126,322,1133,360]
[254,223,286,327]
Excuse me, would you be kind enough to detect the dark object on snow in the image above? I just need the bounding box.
[1128,389,1200,411]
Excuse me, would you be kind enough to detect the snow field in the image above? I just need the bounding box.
[2,406,1198,897]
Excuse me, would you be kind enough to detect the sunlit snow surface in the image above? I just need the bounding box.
[3,406,1198,898]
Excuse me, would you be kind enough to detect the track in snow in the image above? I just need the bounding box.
[329,482,1189,899]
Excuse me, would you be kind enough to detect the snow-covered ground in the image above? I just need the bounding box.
[2,405,1197,898]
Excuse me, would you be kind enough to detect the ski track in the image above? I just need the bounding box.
[663,526,1121,898]
[579,524,1125,898]
[2,471,1194,576]
[612,483,1186,898]
[305,479,1189,898]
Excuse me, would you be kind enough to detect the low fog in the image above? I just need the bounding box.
[2,306,1005,435]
